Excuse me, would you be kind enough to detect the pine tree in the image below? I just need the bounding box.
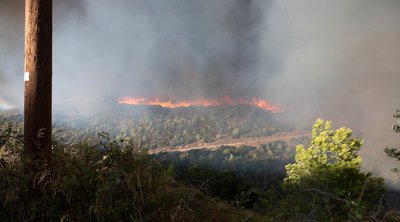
[284,119,384,220]
[384,109,400,172]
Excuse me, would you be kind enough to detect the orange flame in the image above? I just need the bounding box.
[118,96,284,113]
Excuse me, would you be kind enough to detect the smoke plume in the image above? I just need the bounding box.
[262,0,400,184]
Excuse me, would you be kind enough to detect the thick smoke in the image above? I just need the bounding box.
[1,0,276,109]
[0,0,86,108]
[52,0,273,104]
[0,1,24,108]
[262,0,400,184]
[1,1,400,183]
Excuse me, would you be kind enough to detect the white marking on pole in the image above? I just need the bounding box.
[24,72,30,81]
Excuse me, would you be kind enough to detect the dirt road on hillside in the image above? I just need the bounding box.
[149,131,310,154]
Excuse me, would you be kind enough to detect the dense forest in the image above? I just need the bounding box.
[1,108,400,221]
[1,106,293,148]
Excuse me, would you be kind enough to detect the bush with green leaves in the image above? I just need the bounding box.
[0,131,252,221]
[283,119,384,221]
[176,167,260,209]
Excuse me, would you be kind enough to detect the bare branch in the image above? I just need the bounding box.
[304,188,350,204]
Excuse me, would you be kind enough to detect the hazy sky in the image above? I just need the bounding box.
[262,0,400,184]
[1,0,399,183]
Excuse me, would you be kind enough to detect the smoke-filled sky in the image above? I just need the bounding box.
[1,0,400,183]
[1,0,280,105]
[264,0,400,184]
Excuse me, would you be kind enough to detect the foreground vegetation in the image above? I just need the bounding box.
[156,120,400,221]
[0,133,255,221]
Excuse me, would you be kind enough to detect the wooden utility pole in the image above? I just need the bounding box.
[24,0,52,163]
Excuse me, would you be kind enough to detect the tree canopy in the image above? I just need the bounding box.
[284,119,384,221]
[285,119,363,183]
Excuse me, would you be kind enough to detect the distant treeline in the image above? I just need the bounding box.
[0,106,293,149]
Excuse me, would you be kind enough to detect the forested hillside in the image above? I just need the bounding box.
[1,106,292,149]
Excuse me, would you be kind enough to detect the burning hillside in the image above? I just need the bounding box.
[118,96,284,113]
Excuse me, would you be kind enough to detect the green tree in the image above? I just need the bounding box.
[284,119,384,221]
[384,109,400,172]
[285,119,363,182]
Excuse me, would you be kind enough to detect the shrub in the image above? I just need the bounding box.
[283,119,384,221]
[0,132,249,221]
